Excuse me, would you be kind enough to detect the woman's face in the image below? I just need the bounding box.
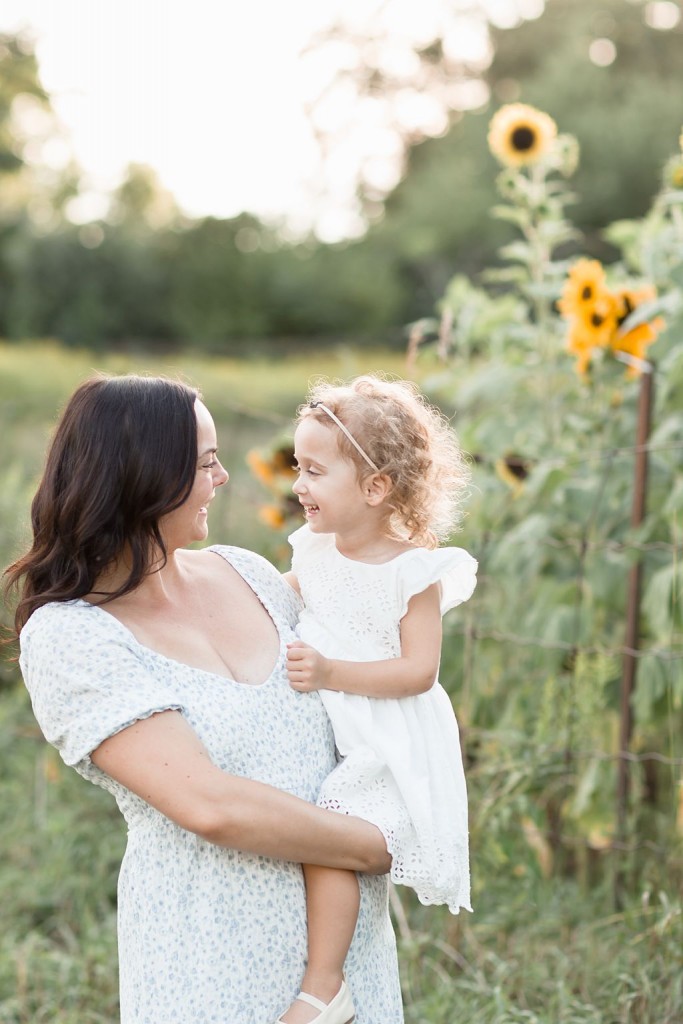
[160,399,229,550]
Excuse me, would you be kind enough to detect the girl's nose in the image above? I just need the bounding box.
[292,475,304,495]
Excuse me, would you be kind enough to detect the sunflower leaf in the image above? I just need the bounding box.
[499,240,534,265]
[480,266,530,285]
[491,205,531,228]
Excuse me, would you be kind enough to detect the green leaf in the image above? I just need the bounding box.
[642,564,682,640]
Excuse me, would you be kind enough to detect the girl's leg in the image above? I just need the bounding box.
[279,864,360,1024]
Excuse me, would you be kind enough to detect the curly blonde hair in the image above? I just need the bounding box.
[297,375,470,549]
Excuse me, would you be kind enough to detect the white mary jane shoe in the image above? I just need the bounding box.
[275,980,355,1024]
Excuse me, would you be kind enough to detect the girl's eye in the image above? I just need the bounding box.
[306,468,319,477]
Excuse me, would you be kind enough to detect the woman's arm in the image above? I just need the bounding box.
[91,710,390,873]
[286,584,442,698]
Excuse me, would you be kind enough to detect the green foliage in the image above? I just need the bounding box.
[1,341,681,1020]
[412,93,683,897]
[2,577,681,1023]
[3,2,683,349]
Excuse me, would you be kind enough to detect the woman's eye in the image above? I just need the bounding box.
[203,460,218,470]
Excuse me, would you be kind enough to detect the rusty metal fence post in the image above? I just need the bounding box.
[614,359,655,909]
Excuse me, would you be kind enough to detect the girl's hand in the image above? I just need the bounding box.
[286,641,330,691]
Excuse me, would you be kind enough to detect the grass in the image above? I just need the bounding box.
[2,688,680,1023]
[1,340,681,1023]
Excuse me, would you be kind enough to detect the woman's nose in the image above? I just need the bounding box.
[216,462,229,487]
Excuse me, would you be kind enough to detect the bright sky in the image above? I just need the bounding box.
[1,0,331,227]
[0,0,555,238]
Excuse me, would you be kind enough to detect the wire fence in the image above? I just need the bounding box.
[453,370,681,903]
[228,376,682,902]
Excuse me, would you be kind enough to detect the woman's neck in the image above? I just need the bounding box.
[90,544,188,605]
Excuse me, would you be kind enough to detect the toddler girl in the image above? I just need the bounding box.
[276,375,477,1024]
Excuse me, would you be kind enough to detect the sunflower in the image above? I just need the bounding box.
[557,259,608,319]
[663,154,683,190]
[494,454,531,497]
[488,103,558,168]
[271,444,297,479]
[258,504,286,530]
[565,294,619,375]
[566,321,599,376]
[611,285,664,373]
[246,449,276,488]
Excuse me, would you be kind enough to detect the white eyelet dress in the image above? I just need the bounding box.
[290,526,478,914]
[19,547,403,1024]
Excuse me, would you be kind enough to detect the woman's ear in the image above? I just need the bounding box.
[364,473,393,506]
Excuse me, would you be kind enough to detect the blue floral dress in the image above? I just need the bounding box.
[19,546,403,1024]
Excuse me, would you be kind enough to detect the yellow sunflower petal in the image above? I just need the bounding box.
[575,293,620,347]
[246,449,276,488]
[612,285,663,360]
[558,259,608,320]
[258,504,286,530]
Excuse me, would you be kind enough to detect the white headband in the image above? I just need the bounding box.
[310,402,379,472]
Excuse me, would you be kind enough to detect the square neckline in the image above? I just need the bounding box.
[72,546,287,689]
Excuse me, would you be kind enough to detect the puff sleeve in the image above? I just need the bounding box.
[19,601,185,771]
[397,547,478,619]
[288,524,333,571]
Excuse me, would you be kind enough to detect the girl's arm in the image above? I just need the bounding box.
[91,710,390,873]
[282,570,300,596]
[286,584,442,698]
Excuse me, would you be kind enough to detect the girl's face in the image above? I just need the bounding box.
[159,400,229,550]
[292,416,370,536]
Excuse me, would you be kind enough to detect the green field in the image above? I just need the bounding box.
[1,341,681,1024]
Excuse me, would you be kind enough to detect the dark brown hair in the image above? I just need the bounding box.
[4,374,199,634]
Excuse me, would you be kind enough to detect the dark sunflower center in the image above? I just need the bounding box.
[511,126,536,152]
[581,285,593,301]
[591,313,604,328]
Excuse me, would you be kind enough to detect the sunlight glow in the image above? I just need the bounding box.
[644,1,681,30]
[0,0,545,239]
[589,38,617,67]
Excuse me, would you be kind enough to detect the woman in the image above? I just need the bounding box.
[5,374,403,1024]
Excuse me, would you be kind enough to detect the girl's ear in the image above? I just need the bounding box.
[364,473,393,506]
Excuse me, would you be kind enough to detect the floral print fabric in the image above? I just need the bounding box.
[20,546,403,1024]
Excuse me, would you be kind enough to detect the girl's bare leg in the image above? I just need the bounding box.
[278,864,360,1024]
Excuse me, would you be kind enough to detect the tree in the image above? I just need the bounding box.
[344,0,683,320]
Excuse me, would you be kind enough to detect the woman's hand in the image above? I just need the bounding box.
[286,640,331,691]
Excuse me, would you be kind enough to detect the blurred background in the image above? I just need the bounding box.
[1,1,682,1022]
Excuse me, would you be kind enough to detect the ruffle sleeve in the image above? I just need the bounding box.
[19,602,185,770]
[397,546,478,618]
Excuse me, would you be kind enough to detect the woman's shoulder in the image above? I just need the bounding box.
[206,544,302,620]
[20,598,123,648]
[206,543,281,581]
